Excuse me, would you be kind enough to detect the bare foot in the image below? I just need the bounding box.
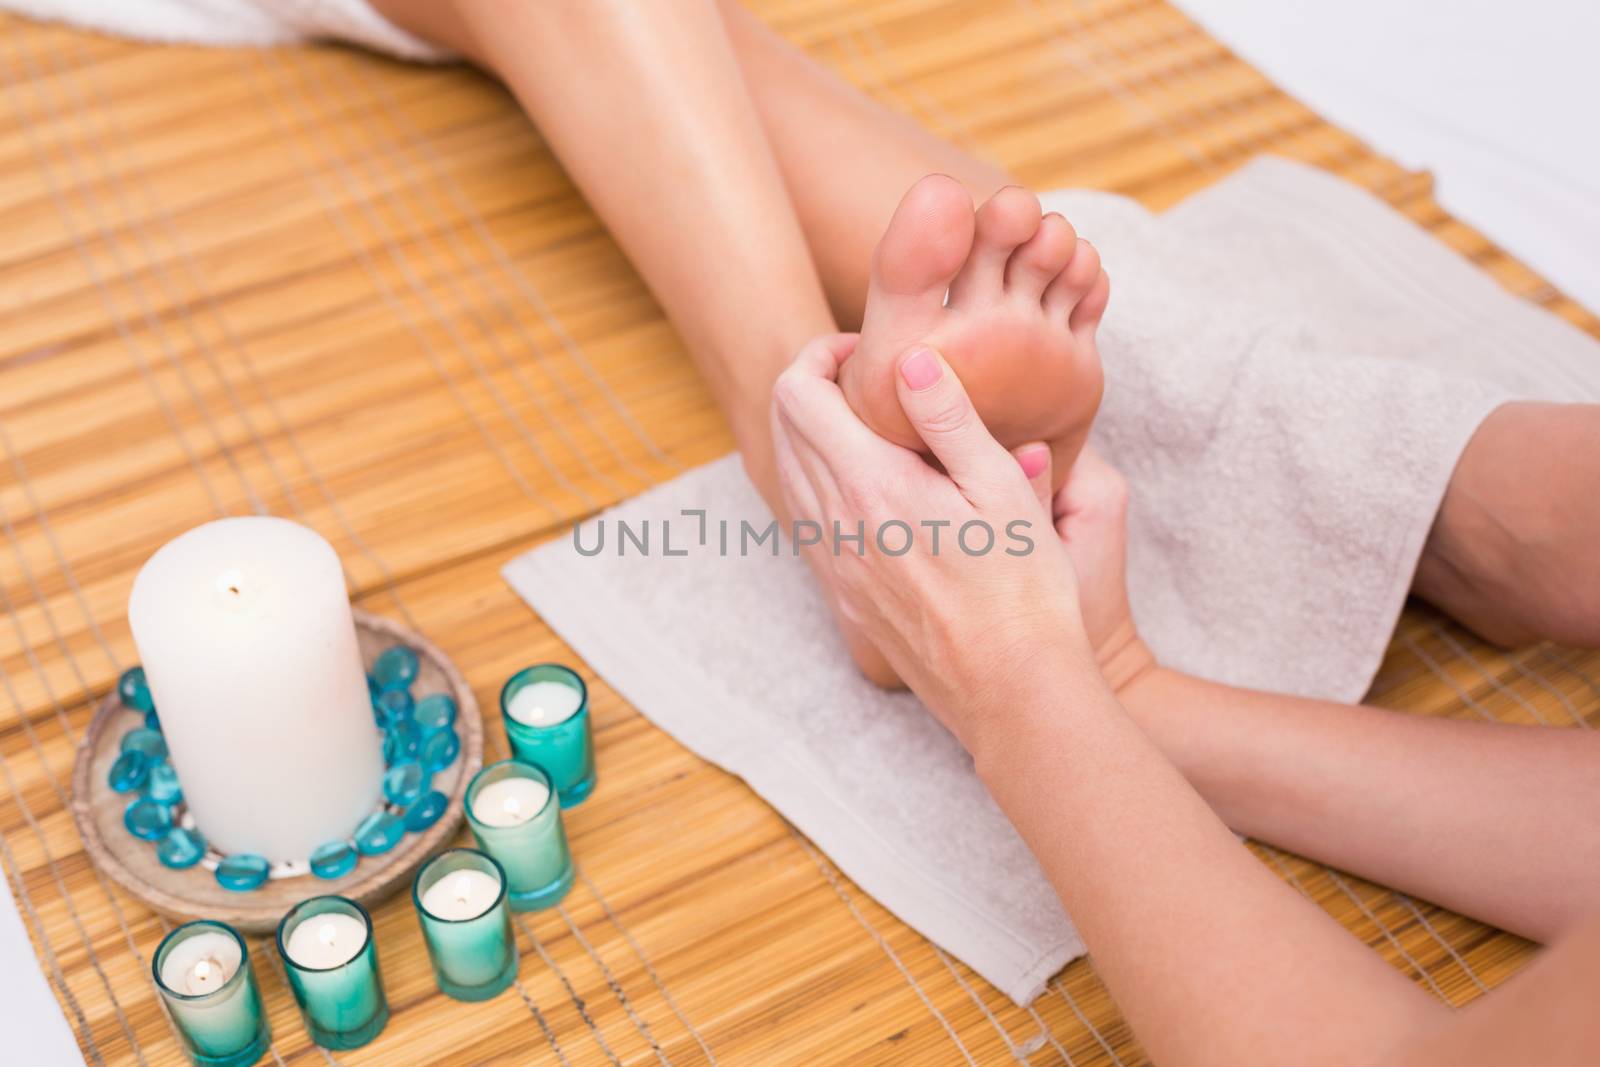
[840,175,1108,490]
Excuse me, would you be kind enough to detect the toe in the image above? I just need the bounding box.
[1043,237,1102,317]
[1006,212,1078,298]
[869,174,976,304]
[948,185,1041,305]
[1069,269,1111,338]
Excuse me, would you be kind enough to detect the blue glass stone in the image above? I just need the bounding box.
[414,693,457,735]
[119,727,168,761]
[309,839,360,880]
[403,790,448,833]
[421,727,460,773]
[384,718,421,764]
[108,750,149,793]
[143,709,161,732]
[372,646,419,692]
[124,797,173,840]
[216,853,270,891]
[156,826,205,870]
[353,810,405,856]
[145,761,183,805]
[383,761,428,807]
[117,666,154,713]
[376,688,414,728]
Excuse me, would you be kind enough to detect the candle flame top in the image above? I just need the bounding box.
[453,874,473,903]
[187,957,223,995]
[318,923,337,946]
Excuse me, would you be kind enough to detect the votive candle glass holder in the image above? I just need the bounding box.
[500,664,596,807]
[465,760,575,911]
[153,921,271,1067]
[275,896,389,1050]
[411,849,518,1001]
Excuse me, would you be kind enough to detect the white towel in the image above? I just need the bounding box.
[3,0,447,59]
[506,159,1600,1005]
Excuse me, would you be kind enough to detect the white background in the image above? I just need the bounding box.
[1173,0,1600,312]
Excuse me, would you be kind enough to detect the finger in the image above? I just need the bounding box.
[771,407,826,526]
[1012,442,1052,514]
[787,332,861,382]
[1053,444,1129,529]
[774,403,849,519]
[894,345,1020,504]
[773,354,905,481]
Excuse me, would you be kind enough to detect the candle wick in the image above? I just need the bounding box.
[453,874,472,903]
[318,923,336,946]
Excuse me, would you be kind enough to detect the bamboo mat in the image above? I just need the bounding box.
[2,1,1597,1064]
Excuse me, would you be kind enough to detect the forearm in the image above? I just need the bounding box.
[973,662,1442,1067]
[373,0,836,500]
[1121,666,1600,941]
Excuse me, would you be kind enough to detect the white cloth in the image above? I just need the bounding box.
[505,158,1600,1005]
[4,0,446,59]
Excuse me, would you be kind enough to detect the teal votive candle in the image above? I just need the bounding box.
[466,760,575,911]
[412,849,518,1001]
[500,664,596,807]
[153,921,271,1067]
[275,896,389,1050]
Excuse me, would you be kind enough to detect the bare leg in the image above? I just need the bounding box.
[1414,402,1600,647]
[370,0,837,506]
[715,0,1015,329]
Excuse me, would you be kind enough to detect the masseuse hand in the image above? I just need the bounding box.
[1051,447,1156,693]
[770,335,1101,756]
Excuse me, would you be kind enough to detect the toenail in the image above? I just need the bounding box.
[1016,445,1049,479]
[899,347,943,391]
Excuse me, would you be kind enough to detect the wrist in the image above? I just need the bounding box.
[962,630,1111,774]
[1095,621,1157,695]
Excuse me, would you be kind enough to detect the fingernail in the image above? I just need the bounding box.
[899,347,942,391]
[1016,444,1049,479]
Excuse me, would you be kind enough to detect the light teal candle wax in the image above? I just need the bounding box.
[500,664,596,807]
[154,922,270,1067]
[466,760,574,911]
[412,849,518,1001]
[277,896,388,1050]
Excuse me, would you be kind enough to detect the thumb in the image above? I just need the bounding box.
[895,345,1016,500]
[1012,442,1052,514]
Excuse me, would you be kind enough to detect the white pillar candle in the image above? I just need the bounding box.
[505,681,583,727]
[129,518,384,860]
[420,869,501,921]
[284,913,367,970]
[470,776,550,828]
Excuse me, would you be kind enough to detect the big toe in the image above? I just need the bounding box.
[869,173,975,309]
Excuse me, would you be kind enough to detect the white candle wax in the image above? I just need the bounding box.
[420,869,501,921]
[506,681,583,727]
[129,518,384,860]
[471,776,551,828]
[284,913,366,970]
[161,930,242,995]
